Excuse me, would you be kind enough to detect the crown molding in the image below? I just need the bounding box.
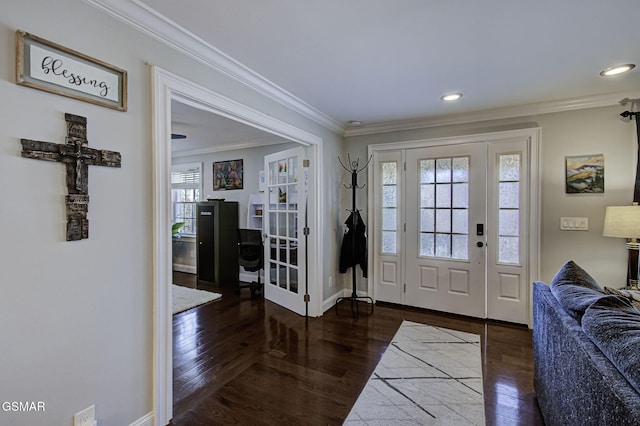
[345,91,640,137]
[83,0,345,135]
[83,0,640,140]
[171,136,289,158]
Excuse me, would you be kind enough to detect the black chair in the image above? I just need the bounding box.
[237,228,264,298]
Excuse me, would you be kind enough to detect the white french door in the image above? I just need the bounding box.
[372,136,532,324]
[264,147,308,316]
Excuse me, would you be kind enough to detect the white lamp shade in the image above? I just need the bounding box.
[603,206,640,238]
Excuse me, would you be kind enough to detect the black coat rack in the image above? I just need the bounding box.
[336,153,374,314]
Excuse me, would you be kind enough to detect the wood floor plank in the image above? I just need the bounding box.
[170,271,544,425]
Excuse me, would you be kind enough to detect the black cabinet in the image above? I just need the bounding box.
[196,200,239,287]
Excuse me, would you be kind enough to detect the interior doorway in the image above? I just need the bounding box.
[152,66,324,425]
[262,146,313,315]
[368,129,540,326]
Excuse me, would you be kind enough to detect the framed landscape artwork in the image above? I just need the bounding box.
[213,159,243,190]
[565,154,604,194]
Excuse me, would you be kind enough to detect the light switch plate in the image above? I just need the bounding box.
[560,217,588,231]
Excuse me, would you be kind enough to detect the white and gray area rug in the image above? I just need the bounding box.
[172,284,221,314]
[344,320,485,425]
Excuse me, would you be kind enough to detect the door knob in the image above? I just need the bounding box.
[476,242,484,248]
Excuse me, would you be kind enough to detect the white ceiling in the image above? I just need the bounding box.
[170,100,288,154]
[98,0,640,148]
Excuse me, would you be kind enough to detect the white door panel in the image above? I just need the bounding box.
[264,147,307,316]
[405,143,486,318]
[373,150,404,304]
[487,139,530,323]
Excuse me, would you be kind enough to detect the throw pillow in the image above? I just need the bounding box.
[550,261,605,321]
[582,296,640,395]
[550,260,603,291]
[604,286,640,310]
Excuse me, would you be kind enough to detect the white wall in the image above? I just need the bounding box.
[536,106,635,285]
[343,105,636,293]
[1,4,152,425]
[0,1,343,425]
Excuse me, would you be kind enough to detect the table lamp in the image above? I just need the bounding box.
[603,205,640,289]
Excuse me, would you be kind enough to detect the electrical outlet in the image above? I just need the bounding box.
[329,276,334,288]
[74,405,95,426]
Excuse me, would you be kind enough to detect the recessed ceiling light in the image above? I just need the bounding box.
[348,120,362,127]
[600,64,635,76]
[441,92,463,102]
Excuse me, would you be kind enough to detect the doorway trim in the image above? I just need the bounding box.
[151,66,324,425]
[367,127,541,326]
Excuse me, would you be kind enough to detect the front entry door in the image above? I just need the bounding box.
[264,147,308,316]
[373,137,530,323]
[405,143,487,318]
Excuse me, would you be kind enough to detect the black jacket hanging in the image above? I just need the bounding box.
[339,211,368,278]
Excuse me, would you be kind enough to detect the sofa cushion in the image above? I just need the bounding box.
[550,261,605,321]
[582,296,640,395]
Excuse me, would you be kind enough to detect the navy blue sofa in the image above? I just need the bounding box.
[533,261,640,425]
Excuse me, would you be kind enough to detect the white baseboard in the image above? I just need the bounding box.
[172,263,196,274]
[129,412,153,426]
[323,288,372,313]
[322,289,344,313]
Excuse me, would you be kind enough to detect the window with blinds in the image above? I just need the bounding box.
[171,163,202,236]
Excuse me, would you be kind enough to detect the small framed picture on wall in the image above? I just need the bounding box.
[565,154,604,194]
[213,159,243,190]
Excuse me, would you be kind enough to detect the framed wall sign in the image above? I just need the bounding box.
[16,30,127,111]
[565,154,605,194]
[213,159,244,190]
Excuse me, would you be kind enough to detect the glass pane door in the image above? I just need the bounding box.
[373,150,404,304]
[264,147,306,315]
[404,143,487,319]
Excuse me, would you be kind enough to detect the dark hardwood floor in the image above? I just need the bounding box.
[171,271,544,425]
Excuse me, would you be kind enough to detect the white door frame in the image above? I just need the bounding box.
[367,128,541,326]
[151,66,324,425]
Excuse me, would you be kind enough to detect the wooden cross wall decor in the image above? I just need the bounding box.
[21,113,122,241]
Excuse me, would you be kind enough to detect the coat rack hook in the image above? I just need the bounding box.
[357,155,373,174]
[338,154,373,174]
[338,155,351,173]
